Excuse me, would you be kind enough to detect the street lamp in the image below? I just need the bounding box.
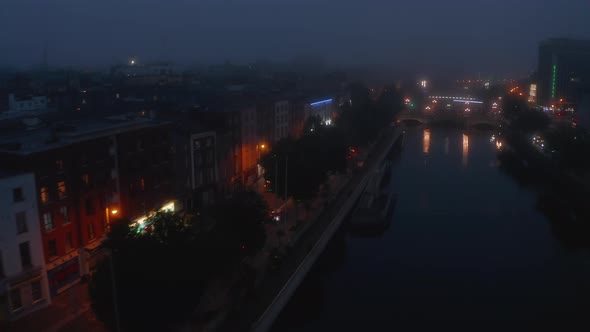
[256,143,267,179]
[105,207,120,231]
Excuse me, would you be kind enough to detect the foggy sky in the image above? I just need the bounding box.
[2,0,590,76]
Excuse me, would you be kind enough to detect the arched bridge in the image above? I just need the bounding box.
[397,110,499,128]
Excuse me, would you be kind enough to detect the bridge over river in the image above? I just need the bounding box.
[397,109,500,129]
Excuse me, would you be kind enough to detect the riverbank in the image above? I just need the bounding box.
[499,129,590,247]
[210,126,399,332]
[270,125,590,332]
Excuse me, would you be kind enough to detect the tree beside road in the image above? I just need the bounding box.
[89,191,270,331]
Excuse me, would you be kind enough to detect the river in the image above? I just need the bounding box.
[270,126,590,332]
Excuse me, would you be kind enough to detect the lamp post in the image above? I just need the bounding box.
[105,207,119,232]
[104,207,121,332]
[256,143,266,181]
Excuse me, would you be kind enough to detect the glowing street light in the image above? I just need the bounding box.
[111,209,119,215]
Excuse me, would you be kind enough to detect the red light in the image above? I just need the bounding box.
[351,149,356,153]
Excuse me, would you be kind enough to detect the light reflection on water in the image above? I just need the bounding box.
[271,127,590,332]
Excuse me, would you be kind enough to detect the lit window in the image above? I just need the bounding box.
[88,223,95,240]
[82,174,89,185]
[140,178,145,191]
[57,181,67,199]
[43,213,54,231]
[40,186,49,204]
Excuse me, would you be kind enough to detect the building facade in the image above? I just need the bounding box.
[306,98,335,125]
[0,172,51,321]
[538,38,590,107]
[0,115,175,299]
[190,131,218,208]
[116,123,175,223]
[8,94,48,112]
[240,106,260,186]
[273,100,290,143]
[288,99,307,140]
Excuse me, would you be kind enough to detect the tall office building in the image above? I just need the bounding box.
[537,38,590,106]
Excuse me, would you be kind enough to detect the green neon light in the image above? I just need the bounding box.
[551,64,557,99]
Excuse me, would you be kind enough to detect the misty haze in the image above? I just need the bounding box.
[1,1,590,332]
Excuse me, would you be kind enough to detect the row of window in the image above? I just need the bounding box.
[129,178,146,194]
[9,281,43,312]
[43,207,70,232]
[40,181,67,204]
[46,231,75,259]
[193,138,214,150]
[275,114,288,124]
[194,168,216,187]
[194,151,214,166]
[0,245,33,278]
[14,98,46,108]
[38,174,95,205]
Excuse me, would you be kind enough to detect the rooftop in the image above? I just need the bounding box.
[0,113,169,155]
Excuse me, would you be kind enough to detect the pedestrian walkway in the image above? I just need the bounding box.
[190,172,351,331]
[4,281,99,332]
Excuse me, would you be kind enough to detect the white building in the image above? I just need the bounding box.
[273,100,290,143]
[8,94,48,112]
[0,172,50,321]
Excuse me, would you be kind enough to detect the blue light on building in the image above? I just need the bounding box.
[310,99,333,107]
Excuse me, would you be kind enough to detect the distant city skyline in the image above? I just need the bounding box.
[2,0,590,77]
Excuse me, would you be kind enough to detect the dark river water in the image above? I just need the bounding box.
[271,127,590,332]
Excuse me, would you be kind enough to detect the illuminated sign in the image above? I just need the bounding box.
[453,100,483,104]
[310,99,333,107]
[132,201,176,226]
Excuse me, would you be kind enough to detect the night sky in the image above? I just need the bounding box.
[2,0,590,75]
